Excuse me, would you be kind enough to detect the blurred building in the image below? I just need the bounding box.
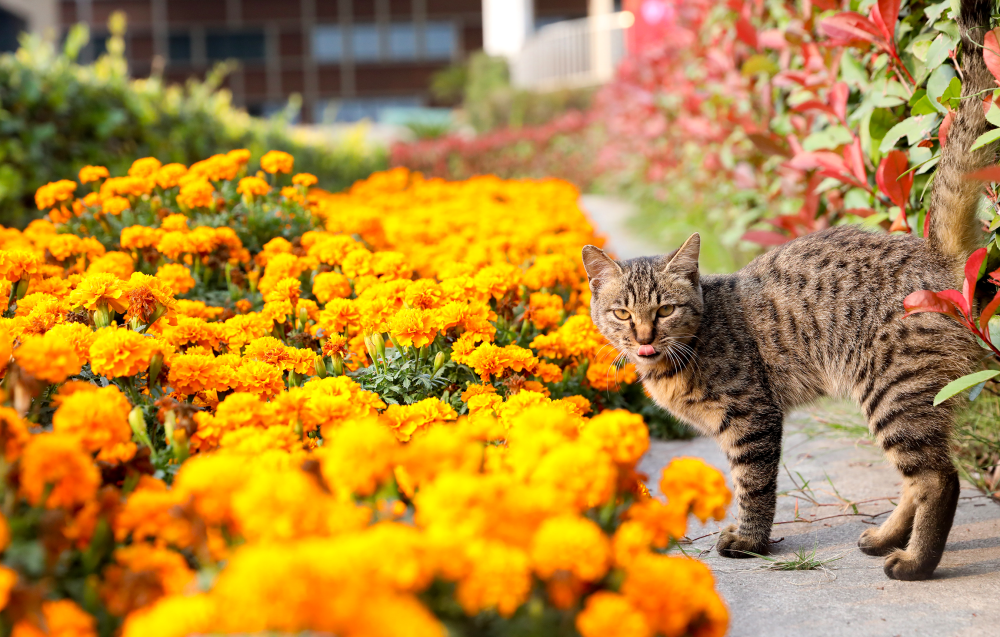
[0,0,597,123]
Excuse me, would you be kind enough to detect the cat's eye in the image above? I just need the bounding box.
[656,305,675,318]
[612,309,631,320]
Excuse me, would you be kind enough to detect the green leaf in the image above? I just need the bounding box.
[938,77,962,111]
[879,115,939,153]
[927,65,958,113]
[970,128,1000,152]
[925,33,957,70]
[802,125,854,151]
[741,54,779,77]
[910,95,939,116]
[986,103,1000,128]
[933,370,1000,405]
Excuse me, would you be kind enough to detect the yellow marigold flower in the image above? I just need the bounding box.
[35,179,77,210]
[243,336,291,368]
[531,442,617,511]
[14,331,81,383]
[121,225,164,250]
[155,263,196,295]
[237,176,271,198]
[232,359,285,399]
[625,498,687,549]
[101,545,196,617]
[101,195,130,216]
[155,232,194,261]
[123,272,176,325]
[47,322,97,361]
[69,272,128,313]
[79,165,110,183]
[89,327,155,379]
[580,410,649,465]
[527,292,564,329]
[260,150,294,174]
[19,433,100,509]
[530,514,611,582]
[314,417,399,495]
[315,298,359,334]
[12,599,97,637]
[128,157,162,178]
[577,592,651,637]
[0,565,15,610]
[222,312,273,350]
[659,457,732,523]
[177,178,214,209]
[86,251,135,280]
[388,308,437,349]
[621,553,728,637]
[120,594,217,637]
[154,163,189,189]
[611,520,655,568]
[101,175,153,198]
[311,271,352,304]
[0,250,40,282]
[292,172,318,187]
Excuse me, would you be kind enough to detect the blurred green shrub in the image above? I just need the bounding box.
[0,20,386,228]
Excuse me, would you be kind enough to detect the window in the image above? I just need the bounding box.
[319,96,422,123]
[424,21,455,59]
[169,33,191,63]
[313,25,343,62]
[388,23,416,59]
[351,24,379,61]
[206,30,265,61]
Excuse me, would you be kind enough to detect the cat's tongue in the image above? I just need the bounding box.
[637,345,657,357]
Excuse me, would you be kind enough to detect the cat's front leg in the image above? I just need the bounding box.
[714,403,783,558]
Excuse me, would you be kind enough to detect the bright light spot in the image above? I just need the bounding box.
[619,11,636,28]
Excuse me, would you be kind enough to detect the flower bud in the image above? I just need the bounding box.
[331,354,344,376]
[128,406,154,450]
[148,352,164,386]
[372,333,386,360]
[432,351,447,375]
[314,354,328,379]
[363,334,376,363]
[93,304,112,329]
[14,278,30,300]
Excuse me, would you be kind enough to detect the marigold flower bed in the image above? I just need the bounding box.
[0,151,731,637]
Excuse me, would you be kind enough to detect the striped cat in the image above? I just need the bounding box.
[582,0,997,581]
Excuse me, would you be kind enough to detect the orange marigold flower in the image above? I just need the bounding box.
[53,384,134,462]
[0,250,40,282]
[86,251,135,280]
[232,359,285,399]
[79,165,110,183]
[101,545,196,616]
[12,599,97,637]
[167,353,230,396]
[176,178,214,209]
[101,195,130,216]
[14,332,81,383]
[227,148,252,165]
[527,292,564,329]
[89,327,155,379]
[121,226,164,250]
[155,263,196,295]
[311,271,353,304]
[531,515,611,582]
[381,398,457,442]
[317,417,399,497]
[659,457,732,523]
[68,272,128,313]
[292,172,318,187]
[35,180,77,210]
[123,272,176,327]
[128,157,163,178]
[19,433,100,509]
[237,176,271,198]
[455,540,532,618]
[0,565,15,610]
[621,553,728,637]
[387,308,437,349]
[260,150,294,174]
[153,163,188,189]
[576,592,651,637]
[580,410,649,465]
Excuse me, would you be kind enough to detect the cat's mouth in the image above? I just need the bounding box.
[636,344,658,358]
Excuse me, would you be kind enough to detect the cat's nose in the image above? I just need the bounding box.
[635,325,655,344]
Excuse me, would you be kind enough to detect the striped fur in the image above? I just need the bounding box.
[582,0,997,581]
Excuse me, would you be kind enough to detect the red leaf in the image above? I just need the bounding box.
[870,0,900,45]
[963,247,988,310]
[888,208,911,233]
[980,289,1000,331]
[966,165,1000,181]
[938,288,971,318]
[741,230,791,246]
[791,100,840,119]
[829,82,849,123]
[845,137,867,185]
[923,208,931,239]
[940,109,954,147]
[984,29,1000,87]
[983,93,996,116]
[820,13,886,48]
[736,17,758,50]
[902,290,961,320]
[876,150,913,210]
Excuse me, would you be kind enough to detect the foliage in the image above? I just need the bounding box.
[0,19,385,229]
[0,150,731,636]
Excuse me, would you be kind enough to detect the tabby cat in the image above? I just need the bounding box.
[582,0,997,581]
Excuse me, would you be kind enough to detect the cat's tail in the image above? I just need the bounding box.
[926,0,997,263]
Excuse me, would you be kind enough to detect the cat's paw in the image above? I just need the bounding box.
[858,527,907,557]
[716,524,768,559]
[883,549,935,581]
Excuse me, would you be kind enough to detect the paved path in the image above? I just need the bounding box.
[581,195,1000,637]
[639,402,1000,637]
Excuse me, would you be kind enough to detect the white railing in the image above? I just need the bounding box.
[511,11,633,91]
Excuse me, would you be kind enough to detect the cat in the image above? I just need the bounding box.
[582,0,997,581]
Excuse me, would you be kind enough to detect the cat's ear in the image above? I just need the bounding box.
[663,233,700,286]
[581,245,622,293]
